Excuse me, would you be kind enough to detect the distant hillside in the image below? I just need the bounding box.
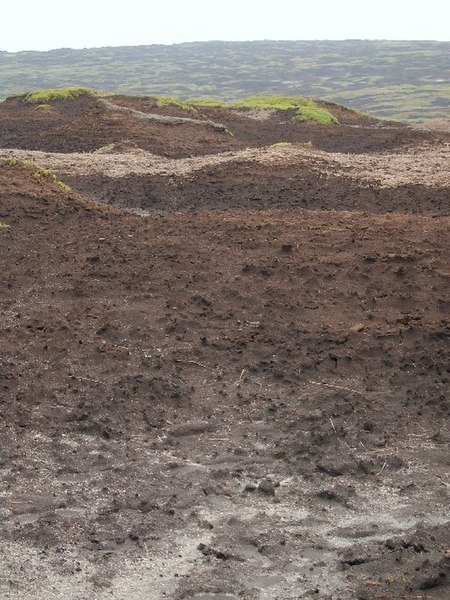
[1,40,449,121]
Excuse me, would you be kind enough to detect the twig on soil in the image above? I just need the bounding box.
[71,375,105,385]
[174,359,207,368]
[137,410,155,429]
[338,437,356,454]
[376,460,388,476]
[307,380,363,396]
[330,417,337,433]
[328,416,357,454]
[235,369,246,385]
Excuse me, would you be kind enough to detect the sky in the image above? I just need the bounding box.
[1,0,449,52]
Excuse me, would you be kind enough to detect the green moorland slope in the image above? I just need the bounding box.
[1,40,449,121]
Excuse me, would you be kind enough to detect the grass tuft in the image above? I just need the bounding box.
[0,220,10,228]
[32,168,53,179]
[56,180,72,192]
[155,96,197,113]
[0,157,19,167]
[187,98,225,108]
[93,143,117,154]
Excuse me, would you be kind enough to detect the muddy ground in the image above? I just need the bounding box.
[0,96,449,600]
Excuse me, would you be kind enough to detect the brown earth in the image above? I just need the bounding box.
[0,95,449,600]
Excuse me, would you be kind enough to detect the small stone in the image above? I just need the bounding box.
[301,357,315,369]
[258,479,276,495]
[350,323,365,333]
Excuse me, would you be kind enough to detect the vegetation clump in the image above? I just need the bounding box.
[21,87,96,104]
[32,167,72,191]
[229,96,339,124]
[0,220,9,228]
[190,96,338,124]
[0,157,19,167]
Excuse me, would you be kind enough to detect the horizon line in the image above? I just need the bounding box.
[1,38,449,54]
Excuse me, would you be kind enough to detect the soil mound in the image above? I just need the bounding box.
[0,159,114,223]
[0,94,240,156]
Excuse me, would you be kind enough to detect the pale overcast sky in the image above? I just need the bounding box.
[1,0,449,52]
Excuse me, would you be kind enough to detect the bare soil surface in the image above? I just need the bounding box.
[0,95,449,600]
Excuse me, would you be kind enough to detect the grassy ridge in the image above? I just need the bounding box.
[8,88,340,125]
